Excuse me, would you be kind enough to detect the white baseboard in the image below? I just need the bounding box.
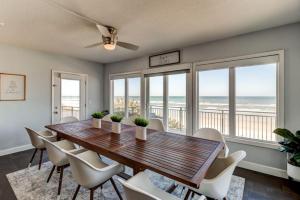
[0,144,33,156]
[238,160,288,179]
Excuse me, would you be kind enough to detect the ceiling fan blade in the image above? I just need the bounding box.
[42,0,104,26]
[85,42,103,48]
[117,41,139,50]
[96,24,111,37]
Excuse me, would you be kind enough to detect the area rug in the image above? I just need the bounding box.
[6,161,244,200]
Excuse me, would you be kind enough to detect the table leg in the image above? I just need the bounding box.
[133,166,144,175]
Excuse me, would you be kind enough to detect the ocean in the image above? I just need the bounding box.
[137,96,276,112]
[63,95,277,112]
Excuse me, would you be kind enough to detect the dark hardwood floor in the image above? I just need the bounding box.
[0,149,300,200]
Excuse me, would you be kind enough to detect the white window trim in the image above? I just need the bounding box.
[193,50,284,148]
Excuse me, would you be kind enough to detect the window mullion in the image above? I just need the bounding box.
[125,78,129,118]
[229,67,236,137]
[163,76,168,129]
[140,76,146,118]
[186,71,193,136]
[110,80,114,113]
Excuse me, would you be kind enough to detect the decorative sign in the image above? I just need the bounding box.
[0,73,26,101]
[149,50,180,67]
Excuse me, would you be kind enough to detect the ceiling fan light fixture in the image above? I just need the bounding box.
[104,43,116,51]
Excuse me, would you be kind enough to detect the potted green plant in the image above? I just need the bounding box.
[91,112,105,128]
[134,117,149,140]
[110,114,123,134]
[273,128,300,181]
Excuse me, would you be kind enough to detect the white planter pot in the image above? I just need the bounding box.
[287,162,300,182]
[92,118,101,128]
[135,126,147,140]
[112,122,121,134]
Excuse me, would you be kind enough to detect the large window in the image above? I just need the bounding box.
[128,77,141,117]
[111,75,141,118]
[110,51,283,145]
[198,68,229,135]
[195,55,281,143]
[235,64,277,141]
[113,79,125,116]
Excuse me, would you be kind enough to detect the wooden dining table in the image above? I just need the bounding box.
[45,119,224,189]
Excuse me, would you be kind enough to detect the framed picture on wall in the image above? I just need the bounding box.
[0,73,26,101]
[149,50,180,67]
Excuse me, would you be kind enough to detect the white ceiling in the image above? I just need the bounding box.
[0,0,300,64]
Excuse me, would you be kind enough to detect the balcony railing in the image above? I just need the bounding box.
[61,106,80,119]
[149,105,276,141]
[114,104,277,141]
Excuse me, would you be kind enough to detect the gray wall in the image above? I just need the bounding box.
[0,44,103,151]
[103,22,300,170]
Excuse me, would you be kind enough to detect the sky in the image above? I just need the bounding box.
[61,79,80,96]
[113,63,277,97]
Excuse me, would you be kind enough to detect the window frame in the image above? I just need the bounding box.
[193,50,284,148]
[143,63,193,135]
[109,71,144,118]
[108,50,284,149]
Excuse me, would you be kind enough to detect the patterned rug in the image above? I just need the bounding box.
[6,160,244,200]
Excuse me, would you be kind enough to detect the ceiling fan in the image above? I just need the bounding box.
[43,0,139,51]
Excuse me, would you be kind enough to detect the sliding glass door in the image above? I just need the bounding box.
[148,76,164,119]
[146,72,188,134]
[168,73,187,133]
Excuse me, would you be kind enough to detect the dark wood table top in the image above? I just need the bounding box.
[46,119,224,188]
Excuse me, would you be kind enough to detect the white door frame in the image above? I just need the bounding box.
[51,70,88,123]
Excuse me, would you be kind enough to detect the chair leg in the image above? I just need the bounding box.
[184,189,192,200]
[180,186,186,197]
[72,184,81,200]
[90,189,94,200]
[28,148,38,168]
[58,166,64,196]
[110,178,123,200]
[38,149,44,170]
[166,183,178,193]
[191,191,195,198]
[47,165,56,183]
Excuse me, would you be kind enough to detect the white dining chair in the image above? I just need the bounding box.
[102,114,112,121]
[119,172,206,200]
[60,116,79,123]
[183,150,246,200]
[41,137,77,198]
[194,128,229,158]
[25,127,57,169]
[65,149,124,200]
[121,117,136,126]
[148,118,166,132]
